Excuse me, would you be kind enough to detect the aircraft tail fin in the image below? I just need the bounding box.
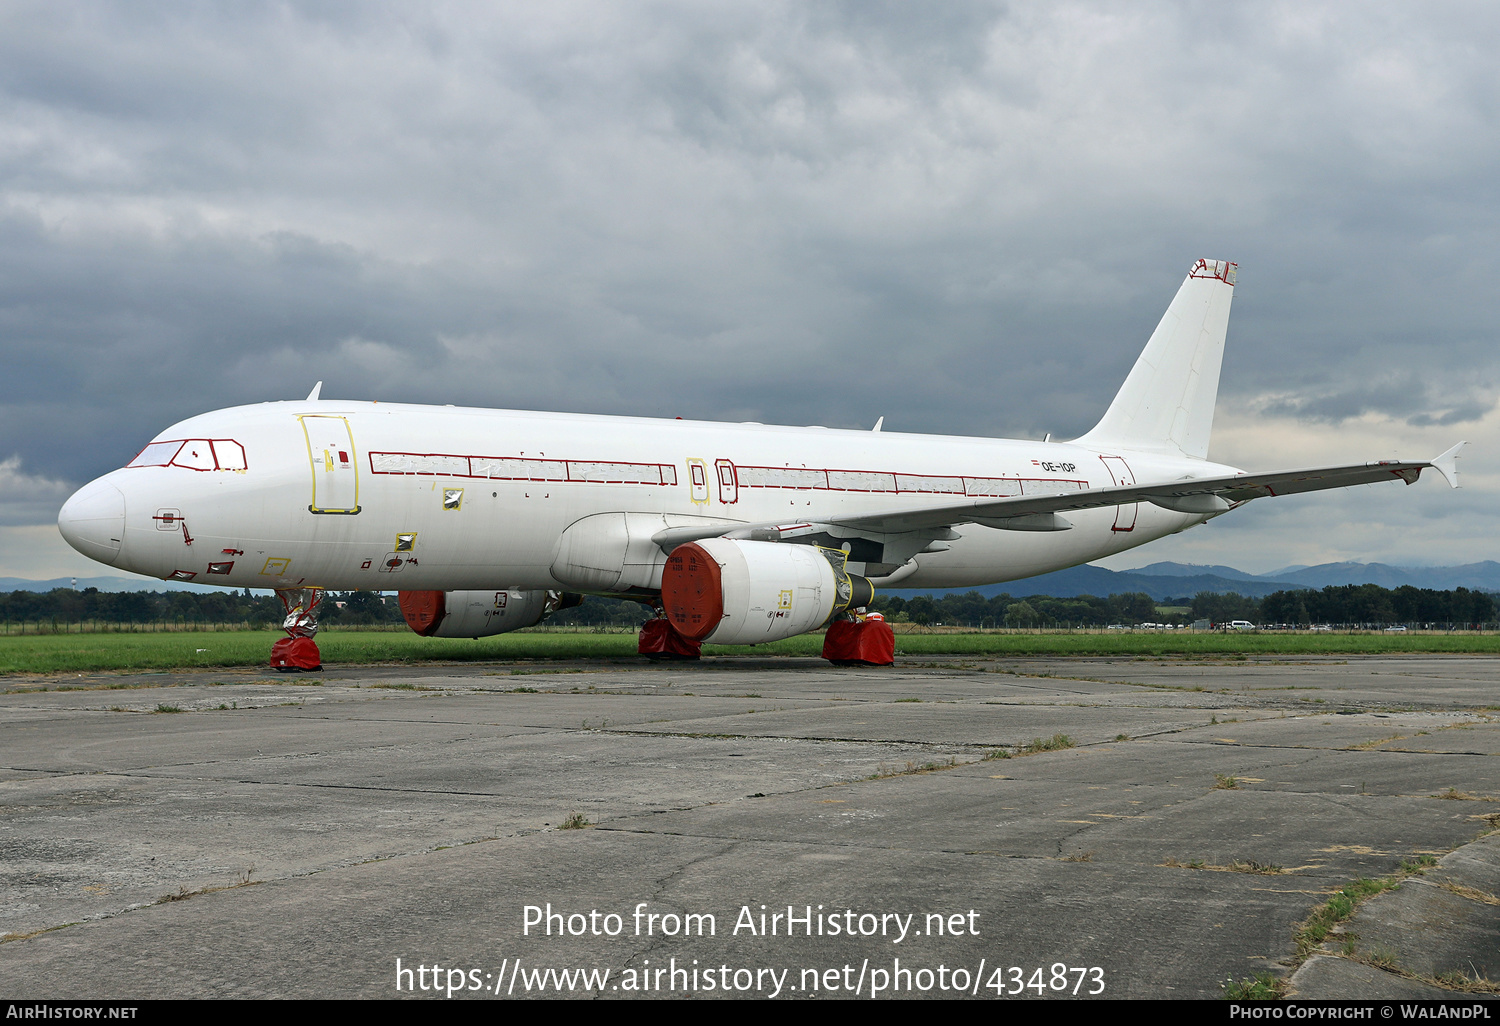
[1075,258,1236,460]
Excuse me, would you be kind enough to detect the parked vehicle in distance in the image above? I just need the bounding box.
[1310,624,1333,632]
[1383,625,1408,632]
[1227,620,1257,631]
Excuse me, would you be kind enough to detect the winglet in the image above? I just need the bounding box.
[306,381,323,401]
[1431,441,1465,488]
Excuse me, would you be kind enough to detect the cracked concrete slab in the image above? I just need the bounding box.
[3,654,1498,999]
[1288,834,1500,997]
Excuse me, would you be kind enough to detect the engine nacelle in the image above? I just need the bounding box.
[398,589,582,638]
[660,539,874,645]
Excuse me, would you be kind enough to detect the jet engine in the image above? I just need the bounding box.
[398,589,583,638]
[660,539,874,645]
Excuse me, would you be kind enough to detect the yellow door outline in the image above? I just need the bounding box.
[687,458,710,506]
[299,415,362,515]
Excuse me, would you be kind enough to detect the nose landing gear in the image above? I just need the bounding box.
[270,588,324,671]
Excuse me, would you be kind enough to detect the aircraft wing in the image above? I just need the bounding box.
[829,444,1465,535]
[651,444,1463,552]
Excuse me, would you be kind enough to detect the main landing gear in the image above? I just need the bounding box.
[821,610,896,666]
[270,588,324,671]
[638,608,702,660]
[635,606,896,665]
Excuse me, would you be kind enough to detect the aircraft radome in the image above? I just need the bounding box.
[57,259,1464,668]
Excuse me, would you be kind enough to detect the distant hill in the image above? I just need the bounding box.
[7,559,1498,603]
[1127,561,1263,582]
[1268,561,1500,592]
[889,561,1500,602]
[889,565,1301,601]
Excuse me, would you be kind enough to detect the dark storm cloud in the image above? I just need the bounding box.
[1257,372,1498,428]
[3,1,1499,564]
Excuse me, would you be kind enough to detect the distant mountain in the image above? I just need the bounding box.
[890,565,1303,602]
[1268,561,1500,592]
[1126,561,1264,582]
[889,560,1500,602]
[8,559,1497,603]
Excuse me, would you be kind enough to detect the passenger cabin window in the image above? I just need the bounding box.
[126,439,248,471]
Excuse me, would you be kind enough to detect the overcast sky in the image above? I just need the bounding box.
[3,1,1498,580]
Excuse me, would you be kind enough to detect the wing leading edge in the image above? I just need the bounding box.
[650,443,1464,552]
[830,443,1464,534]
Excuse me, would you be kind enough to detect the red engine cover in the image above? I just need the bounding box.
[821,618,895,666]
[638,618,702,659]
[660,542,724,641]
[269,636,322,671]
[398,590,446,636]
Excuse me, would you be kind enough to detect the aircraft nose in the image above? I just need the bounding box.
[58,478,126,566]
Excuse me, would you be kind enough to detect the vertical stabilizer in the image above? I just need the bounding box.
[1075,259,1236,460]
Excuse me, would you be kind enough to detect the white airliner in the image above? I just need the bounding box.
[57,259,1462,649]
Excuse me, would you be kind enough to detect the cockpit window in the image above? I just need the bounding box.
[126,439,248,471]
[173,442,216,470]
[127,441,184,468]
[211,440,247,470]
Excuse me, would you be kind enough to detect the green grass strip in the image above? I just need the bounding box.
[4,628,1500,675]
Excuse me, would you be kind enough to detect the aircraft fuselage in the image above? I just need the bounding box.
[58,400,1230,595]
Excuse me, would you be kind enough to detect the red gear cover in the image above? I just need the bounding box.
[269,636,322,671]
[638,618,702,660]
[822,618,896,666]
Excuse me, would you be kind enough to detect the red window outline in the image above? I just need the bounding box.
[126,439,248,471]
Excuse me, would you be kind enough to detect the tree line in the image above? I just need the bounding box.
[2,581,1494,631]
[872,584,1496,629]
[1256,584,1495,628]
[0,588,414,629]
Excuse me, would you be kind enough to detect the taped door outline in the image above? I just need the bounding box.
[1098,455,1136,532]
[687,459,710,505]
[300,415,361,514]
[715,459,738,504]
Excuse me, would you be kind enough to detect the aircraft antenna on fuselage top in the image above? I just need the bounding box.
[306,381,323,401]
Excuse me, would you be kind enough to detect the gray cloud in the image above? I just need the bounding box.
[0,456,73,527]
[1255,372,1498,427]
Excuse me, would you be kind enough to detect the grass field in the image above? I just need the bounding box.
[3,627,1500,675]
